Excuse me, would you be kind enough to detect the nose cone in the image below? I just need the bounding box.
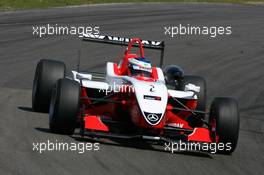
[133,81,168,125]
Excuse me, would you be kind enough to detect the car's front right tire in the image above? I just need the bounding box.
[49,79,80,135]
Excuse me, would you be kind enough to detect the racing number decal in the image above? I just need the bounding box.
[150,85,155,92]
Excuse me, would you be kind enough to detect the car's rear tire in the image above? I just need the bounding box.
[209,97,239,154]
[179,75,206,127]
[32,59,65,112]
[49,79,80,135]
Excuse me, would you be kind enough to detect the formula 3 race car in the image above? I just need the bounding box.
[32,34,240,154]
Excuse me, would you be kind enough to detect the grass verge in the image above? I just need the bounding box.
[0,0,264,11]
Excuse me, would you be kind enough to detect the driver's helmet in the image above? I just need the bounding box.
[128,57,152,77]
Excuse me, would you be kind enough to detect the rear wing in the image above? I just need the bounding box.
[82,34,165,68]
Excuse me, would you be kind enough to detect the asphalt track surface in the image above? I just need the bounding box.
[0,3,264,175]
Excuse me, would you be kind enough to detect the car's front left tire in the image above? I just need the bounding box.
[209,97,240,154]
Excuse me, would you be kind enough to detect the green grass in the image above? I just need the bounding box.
[0,0,264,10]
